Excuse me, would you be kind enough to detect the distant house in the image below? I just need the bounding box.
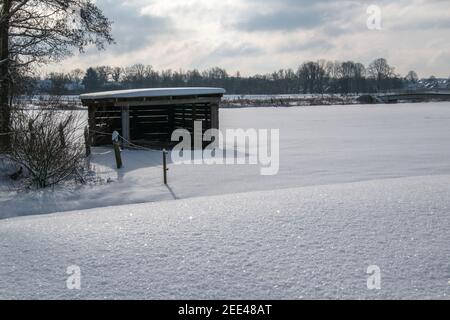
[417,78,449,91]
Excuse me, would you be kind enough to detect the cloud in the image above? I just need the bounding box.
[94,0,175,54]
[278,38,334,53]
[49,0,450,78]
[210,43,264,58]
[234,9,326,32]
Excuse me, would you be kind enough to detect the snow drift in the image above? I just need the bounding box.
[0,175,449,299]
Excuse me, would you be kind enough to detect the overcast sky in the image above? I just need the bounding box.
[52,0,450,78]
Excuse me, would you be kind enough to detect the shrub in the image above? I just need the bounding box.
[8,109,86,188]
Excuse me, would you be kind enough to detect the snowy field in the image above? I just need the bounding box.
[1,102,450,218]
[0,175,449,299]
[0,102,450,299]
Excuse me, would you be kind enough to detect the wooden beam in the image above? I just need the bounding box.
[210,103,219,130]
[168,107,175,140]
[114,97,221,107]
[88,105,97,145]
[121,105,130,147]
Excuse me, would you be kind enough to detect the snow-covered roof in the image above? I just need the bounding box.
[80,87,226,100]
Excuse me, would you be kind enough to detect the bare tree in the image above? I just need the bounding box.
[111,67,122,83]
[298,62,315,94]
[298,61,327,94]
[354,63,366,94]
[0,0,12,151]
[368,58,395,92]
[340,61,356,94]
[315,60,327,96]
[405,70,419,83]
[47,72,69,96]
[96,65,112,84]
[69,68,85,85]
[8,108,85,188]
[0,0,114,150]
[325,61,342,93]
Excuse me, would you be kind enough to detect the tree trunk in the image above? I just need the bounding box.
[0,0,11,151]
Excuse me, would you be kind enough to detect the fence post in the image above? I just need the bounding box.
[112,131,122,169]
[163,149,168,185]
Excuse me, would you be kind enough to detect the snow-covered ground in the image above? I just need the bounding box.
[1,102,449,299]
[0,175,449,299]
[1,102,450,218]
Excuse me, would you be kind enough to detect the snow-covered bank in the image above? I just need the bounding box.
[1,102,450,218]
[0,175,449,299]
[221,93,358,107]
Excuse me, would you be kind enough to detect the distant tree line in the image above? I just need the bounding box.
[36,58,448,96]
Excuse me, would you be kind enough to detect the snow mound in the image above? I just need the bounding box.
[1,175,449,299]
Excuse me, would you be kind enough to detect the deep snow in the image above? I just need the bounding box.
[1,102,450,300]
[1,102,450,218]
[0,175,449,299]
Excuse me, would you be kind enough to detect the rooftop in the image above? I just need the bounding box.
[80,87,226,100]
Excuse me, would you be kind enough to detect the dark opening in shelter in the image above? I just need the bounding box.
[80,87,225,149]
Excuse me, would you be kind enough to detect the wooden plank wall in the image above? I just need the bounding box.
[130,105,170,142]
[90,103,122,145]
[88,102,214,148]
[174,103,211,148]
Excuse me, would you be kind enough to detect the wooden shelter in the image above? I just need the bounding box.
[80,87,225,148]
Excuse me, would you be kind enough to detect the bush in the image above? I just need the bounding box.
[8,109,86,188]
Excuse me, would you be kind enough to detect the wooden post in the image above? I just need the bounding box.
[113,142,122,169]
[87,105,96,146]
[163,149,168,185]
[121,105,130,147]
[168,107,175,142]
[210,103,219,130]
[84,126,91,157]
[112,131,122,169]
